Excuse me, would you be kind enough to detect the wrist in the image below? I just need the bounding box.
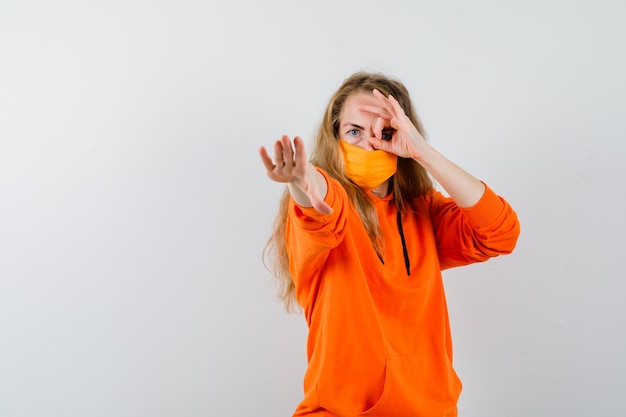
[412,143,437,165]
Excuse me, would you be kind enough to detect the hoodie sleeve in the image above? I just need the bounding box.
[428,184,521,269]
[285,167,349,288]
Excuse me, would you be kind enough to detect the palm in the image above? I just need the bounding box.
[259,135,332,215]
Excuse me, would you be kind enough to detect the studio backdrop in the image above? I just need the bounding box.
[1,1,624,416]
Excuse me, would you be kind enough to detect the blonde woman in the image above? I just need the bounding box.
[259,72,520,417]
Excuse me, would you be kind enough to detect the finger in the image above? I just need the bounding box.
[293,136,308,171]
[273,140,285,167]
[369,136,391,153]
[373,89,407,122]
[312,199,333,215]
[306,183,333,215]
[387,94,406,117]
[373,117,386,140]
[259,146,277,172]
[281,135,296,168]
[358,104,392,119]
[372,88,387,101]
[372,89,394,112]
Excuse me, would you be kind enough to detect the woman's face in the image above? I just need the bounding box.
[338,92,393,151]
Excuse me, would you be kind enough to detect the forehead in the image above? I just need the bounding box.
[339,92,378,122]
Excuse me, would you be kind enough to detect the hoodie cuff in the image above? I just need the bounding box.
[460,183,506,228]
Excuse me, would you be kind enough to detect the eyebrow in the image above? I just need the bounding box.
[341,123,364,130]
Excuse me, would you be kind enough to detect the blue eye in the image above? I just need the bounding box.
[347,129,359,137]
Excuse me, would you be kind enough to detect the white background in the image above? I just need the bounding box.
[1,0,625,416]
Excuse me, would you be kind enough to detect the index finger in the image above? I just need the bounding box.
[358,105,392,119]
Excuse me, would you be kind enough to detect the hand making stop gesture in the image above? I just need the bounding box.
[259,135,332,215]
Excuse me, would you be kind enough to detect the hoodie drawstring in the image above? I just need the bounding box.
[396,212,411,276]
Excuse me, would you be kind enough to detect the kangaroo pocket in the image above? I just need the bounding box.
[359,352,462,417]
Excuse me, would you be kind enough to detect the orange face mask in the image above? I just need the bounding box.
[339,140,398,190]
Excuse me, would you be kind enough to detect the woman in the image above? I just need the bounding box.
[259,72,520,417]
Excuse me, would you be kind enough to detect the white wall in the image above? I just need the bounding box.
[1,0,624,416]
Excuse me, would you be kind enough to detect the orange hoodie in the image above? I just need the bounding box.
[285,168,520,417]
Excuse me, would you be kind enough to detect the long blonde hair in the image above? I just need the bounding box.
[263,71,433,312]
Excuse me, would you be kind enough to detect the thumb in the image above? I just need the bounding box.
[303,178,333,215]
